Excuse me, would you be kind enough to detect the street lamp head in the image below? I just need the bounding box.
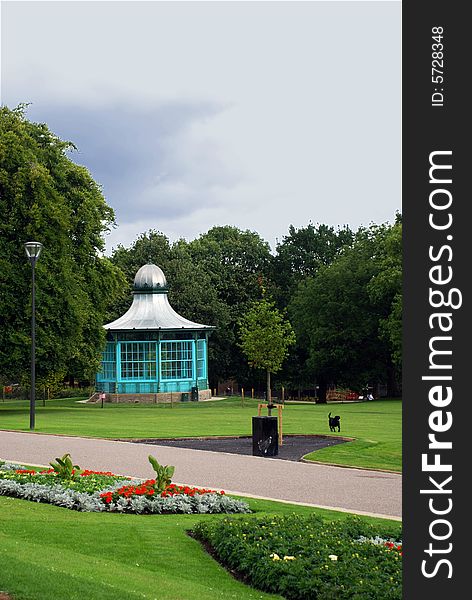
[24,241,43,262]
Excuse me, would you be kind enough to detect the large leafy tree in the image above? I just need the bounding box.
[367,218,402,372]
[272,223,354,306]
[188,226,273,385]
[289,223,401,400]
[271,222,354,395]
[189,226,272,306]
[0,105,124,387]
[239,298,296,405]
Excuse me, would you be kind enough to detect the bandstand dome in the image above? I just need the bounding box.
[104,263,213,331]
[96,263,214,403]
[133,262,167,290]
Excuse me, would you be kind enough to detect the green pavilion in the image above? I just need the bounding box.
[96,263,214,402]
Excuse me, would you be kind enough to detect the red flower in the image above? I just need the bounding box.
[81,469,116,477]
[100,491,114,504]
[99,479,225,504]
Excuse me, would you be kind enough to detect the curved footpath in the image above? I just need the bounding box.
[0,430,401,520]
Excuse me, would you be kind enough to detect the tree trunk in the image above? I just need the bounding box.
[316,380,327,404]
[386,364,400,397]
[267,370,272,415]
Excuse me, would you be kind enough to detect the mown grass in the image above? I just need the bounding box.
[0,494,401,600]
[0,397,401,471]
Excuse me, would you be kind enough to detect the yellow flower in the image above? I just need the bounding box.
[283,556,296,561]
[270,553,281,561]
[328,555,338,561]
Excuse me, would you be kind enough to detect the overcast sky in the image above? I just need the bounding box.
[1,1,401,254]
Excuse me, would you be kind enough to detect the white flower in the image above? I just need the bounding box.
[328,554,338,561]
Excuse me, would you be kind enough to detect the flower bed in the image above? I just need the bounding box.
[0,459,250,515]
[193,514,402,599]
[0,464,127,494]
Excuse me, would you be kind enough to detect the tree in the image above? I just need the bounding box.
[289,223,401,400]
[188,226,273,385]
[272,223,354,306]
[367,219,402,373]
[0,105,124,387]
[239,298,296,408]
[189,225,272,305]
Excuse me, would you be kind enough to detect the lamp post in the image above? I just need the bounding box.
[24,241,43,430]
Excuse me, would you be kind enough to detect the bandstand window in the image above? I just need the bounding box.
[161,341,193,380]
[120,342,156,380]
[101,342,116,379]
[197,339,206,378]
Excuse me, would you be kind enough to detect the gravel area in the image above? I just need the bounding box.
[128,434,349,462]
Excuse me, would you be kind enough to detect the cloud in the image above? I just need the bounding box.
[3,0,401,256]
[22,99,244,224]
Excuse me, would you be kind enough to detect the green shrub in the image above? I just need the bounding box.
[193,514,402,599]
[49,453,81,481]
[148,454,175,493]
[54,386,95,398]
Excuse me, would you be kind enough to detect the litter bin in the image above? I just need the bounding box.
[191,386,199,401]
[252,416,278,457]
[181,392,190,402]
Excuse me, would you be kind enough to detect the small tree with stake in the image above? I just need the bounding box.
[239,298,296,414]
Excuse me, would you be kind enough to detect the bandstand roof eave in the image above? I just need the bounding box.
[102,292,215,332]
[103,325,216,333]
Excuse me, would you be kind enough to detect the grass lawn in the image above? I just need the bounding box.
[0,397,401,472]
[0,494,401,600]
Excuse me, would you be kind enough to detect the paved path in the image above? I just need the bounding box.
[0,430,401,520]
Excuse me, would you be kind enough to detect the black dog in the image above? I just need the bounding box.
[328,412,341,432]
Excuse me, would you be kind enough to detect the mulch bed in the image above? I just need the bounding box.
[128,434,350,462]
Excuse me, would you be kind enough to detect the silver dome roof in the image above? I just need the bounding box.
[133,263,167,291]
[104,263,214,331]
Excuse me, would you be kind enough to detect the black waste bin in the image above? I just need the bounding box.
[181,392,189,402]
[252,416,278,457]
[191,386,199,401]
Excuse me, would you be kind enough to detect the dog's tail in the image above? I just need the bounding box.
[328,412,331,419]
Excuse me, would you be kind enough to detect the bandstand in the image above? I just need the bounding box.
[96,263,214,402]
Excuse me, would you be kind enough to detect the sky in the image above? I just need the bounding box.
[1,0,401,254]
